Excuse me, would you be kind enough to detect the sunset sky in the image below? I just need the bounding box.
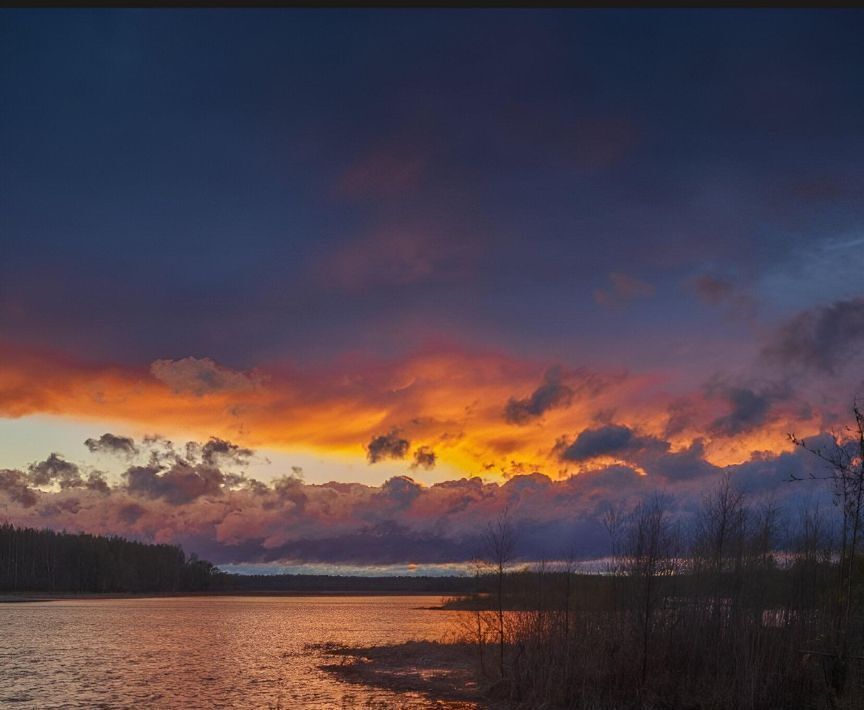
[1,9,863,572]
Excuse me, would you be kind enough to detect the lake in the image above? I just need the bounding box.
[0,595,474,709]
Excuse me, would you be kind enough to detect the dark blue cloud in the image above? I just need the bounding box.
[709,387,773,437]
[0,10,861,368]
[763,297,864,374]
[505,366,574,424]
[557,424,665,462]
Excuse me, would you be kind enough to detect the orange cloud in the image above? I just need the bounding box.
[0,340,816,480]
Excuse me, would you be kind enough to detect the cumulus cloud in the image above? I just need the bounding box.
[124,462,225,506]
[26,454,109,493]
[188,437,254,467]
[0,469,38,508]
[379,475,423,508]
[3,453,110,509]
[367,430,410,463]
[411,446,437,470]
[0,432,850,564]
[150,357,259,396]
[28,454,82,488]
[763,297,864,374]
[85,433,138,457]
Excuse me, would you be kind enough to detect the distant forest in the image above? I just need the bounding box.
[0,523,219,593]
[0,523,481,595]
[215,571,478,594]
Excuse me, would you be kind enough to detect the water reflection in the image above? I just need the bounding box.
[0,596,472,709]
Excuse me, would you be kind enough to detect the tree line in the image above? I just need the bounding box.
[213,572,478,594]
[0,524,219,593]
[0,523,486,596]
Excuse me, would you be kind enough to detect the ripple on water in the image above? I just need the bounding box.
[0,596,476,709]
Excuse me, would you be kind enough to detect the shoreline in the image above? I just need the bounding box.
[318,640,496,709]
[0,591,455,604]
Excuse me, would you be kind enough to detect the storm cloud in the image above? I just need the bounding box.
[763,297,864,374]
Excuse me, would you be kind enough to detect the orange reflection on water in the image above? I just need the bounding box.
[0,595,470,709]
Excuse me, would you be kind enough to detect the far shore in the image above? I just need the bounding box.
[0,591,456,604]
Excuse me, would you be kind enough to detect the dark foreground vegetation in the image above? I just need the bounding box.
[437,408,864,709]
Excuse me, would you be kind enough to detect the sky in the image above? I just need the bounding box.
[1,9,863,573]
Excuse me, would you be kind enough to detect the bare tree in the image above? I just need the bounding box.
[790,404,864,703]
[483,505,516,679]
[467,556,488,677]
[621,494,678,690]
[694,472,747,580]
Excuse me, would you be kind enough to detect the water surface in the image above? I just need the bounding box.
[0,595,472,709]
